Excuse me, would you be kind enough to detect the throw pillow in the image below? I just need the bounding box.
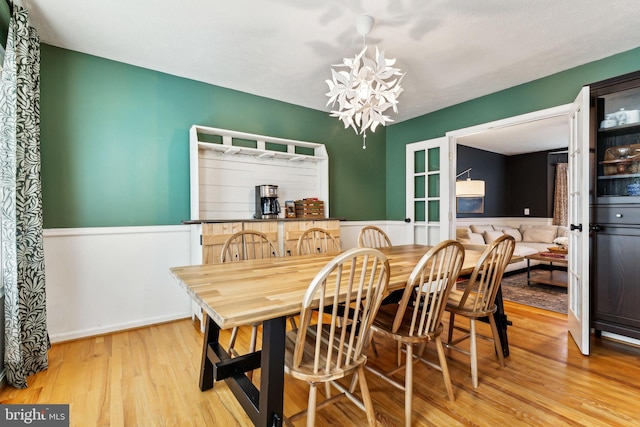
[483,230,504,244]
[470,224,494,234]
[522,228,556,244]
[501,228,523,242]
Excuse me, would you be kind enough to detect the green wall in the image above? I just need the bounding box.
[40,45,387,228]
[386,47,640,220]
[34,43,640,227]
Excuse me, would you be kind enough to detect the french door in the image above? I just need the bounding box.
[567,86,591,355]
[405,137,451,245]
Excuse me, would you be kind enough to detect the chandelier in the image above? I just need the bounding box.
[325,15,405,149]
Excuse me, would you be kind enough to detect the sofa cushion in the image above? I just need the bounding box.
[470,224,494,234]
[513,244,538,256]
[482,230,504,244]
[522,227,556,244]
[468,232,485,244]
[500,227,523,242]
[518,224,558,238]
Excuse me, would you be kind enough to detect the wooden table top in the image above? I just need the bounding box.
[524,252,568,265]
[170,244,508,330]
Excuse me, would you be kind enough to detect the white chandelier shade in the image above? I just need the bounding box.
[326,46,404,135]
[325,16,404,148]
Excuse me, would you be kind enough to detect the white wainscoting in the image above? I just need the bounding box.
[44,225,193,343]
[43,221,412,343]
[339,220,413,249]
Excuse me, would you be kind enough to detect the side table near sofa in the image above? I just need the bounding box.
[524,252,568,288]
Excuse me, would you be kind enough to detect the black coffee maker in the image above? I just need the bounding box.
[254,185,281,219]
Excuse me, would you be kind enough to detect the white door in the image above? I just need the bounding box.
[567,86,591,355]
[405,137,450,245]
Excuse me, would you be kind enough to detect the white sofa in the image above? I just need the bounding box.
[456,222,568,273]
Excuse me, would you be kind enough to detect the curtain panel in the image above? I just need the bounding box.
[552,163,568,227]
[0,5,49,389]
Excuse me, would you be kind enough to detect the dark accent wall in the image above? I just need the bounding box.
[506,151,551,217]
[456,145,507,218]
[457,145,569,219]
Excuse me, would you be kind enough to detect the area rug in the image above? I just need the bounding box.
[457,270,567,314]
[501,270,567,313]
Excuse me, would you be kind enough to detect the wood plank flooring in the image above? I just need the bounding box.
[2,302,640,426]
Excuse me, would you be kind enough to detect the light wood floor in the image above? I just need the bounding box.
[2,302,640,426]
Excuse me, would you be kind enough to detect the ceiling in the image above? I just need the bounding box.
[22,0,640,154]
[457,114,570,156]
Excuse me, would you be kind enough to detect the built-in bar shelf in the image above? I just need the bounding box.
[190,125,328,163]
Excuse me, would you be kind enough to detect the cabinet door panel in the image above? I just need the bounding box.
[593,226,640,329]
[201,222,243,264]
[283,221,315,256]
[242,221,279,250]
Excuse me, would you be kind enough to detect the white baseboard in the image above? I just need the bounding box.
[49,312,192,343]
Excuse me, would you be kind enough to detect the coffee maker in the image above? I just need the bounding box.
[255,185,281,219]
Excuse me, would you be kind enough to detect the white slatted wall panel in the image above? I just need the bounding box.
[190,125,329,221]
[198,150,321,219]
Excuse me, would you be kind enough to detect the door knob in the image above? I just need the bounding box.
[570,224,582,232]
[404,218,411,223]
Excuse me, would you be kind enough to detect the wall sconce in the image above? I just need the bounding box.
[456,168,485,197]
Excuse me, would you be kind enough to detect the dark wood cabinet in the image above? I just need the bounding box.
[590,70,640,341]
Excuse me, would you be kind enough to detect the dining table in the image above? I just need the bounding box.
[169,244,517,427]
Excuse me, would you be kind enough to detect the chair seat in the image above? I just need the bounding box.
[446,289,496,318]
[284,326,366,383]
[372,301,443,344]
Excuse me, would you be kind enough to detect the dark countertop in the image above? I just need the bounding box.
[182,217,346,224]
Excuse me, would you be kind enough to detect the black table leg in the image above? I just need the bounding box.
[258,316,286,427]
[198,314,286,426]
[199,314,218,391]
[493,287,511,358]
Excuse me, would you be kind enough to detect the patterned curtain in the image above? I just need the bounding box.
[0,5,49,389]
[553,163,568,226]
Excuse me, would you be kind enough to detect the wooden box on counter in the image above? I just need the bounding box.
[294,199,325,218]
